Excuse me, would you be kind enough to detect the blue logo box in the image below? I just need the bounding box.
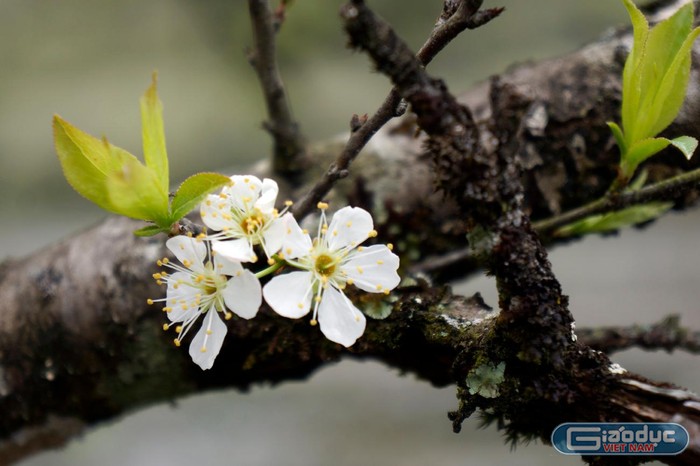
[552,423,689,455]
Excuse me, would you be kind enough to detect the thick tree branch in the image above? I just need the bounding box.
[2,218,700,466]
[248,0,306,181]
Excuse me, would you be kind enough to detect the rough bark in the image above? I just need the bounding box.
[3,3,700,464]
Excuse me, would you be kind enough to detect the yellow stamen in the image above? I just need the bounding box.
[310,319,318,326]
[162,323,169,331]
[268,258,276,265]
[174,338,181,347]
[387,243,394,251]
[368,230,378,238]
[284,200,293,206]
[147,298,154,305]
[317,202,329,210]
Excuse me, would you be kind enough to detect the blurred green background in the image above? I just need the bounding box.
[4,1,698,465]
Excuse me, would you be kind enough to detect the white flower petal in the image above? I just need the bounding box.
[263,271,314,318]
[200,194,232,232]
[213,238,256,263]
[256,178,279,213]
[223,175,262,212]
[262,216,285,257]
[279,213,312,259]
[165,272,200,322]
[326,206,374,252]
[166,236,207,273]
[212,250,244,276]
[222,270,262,319]
[189,310,227,370]
[317,285,366,347]
[341,245,400,293]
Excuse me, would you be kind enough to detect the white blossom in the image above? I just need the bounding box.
[200,175,287,263]
[263,205,400,347]
[149,236,261,370]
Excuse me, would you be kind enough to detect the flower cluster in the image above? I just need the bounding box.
[149,175,400,369]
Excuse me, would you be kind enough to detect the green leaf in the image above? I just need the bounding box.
[621,0,649,142]
[607,121,627,155]
[555,202,673,237]
[648,26,700,137]
[621,137,671,178]
[669,135,698,160]
[140,73,169,192]
[168,172,231,222]
[106,147,170,224]
[133,225,168,237]
[54,115,119,213]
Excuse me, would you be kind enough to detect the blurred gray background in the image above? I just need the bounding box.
[3,0,698,465]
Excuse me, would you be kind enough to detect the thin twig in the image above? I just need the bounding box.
[248,0,306,182]
[291,0,503,220]
[533,166,700,234]
[411,167,700,277]
[578,314,700,354]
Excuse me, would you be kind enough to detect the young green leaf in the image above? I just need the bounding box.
[169,172,231,222]
[648,26,700,138]
[105,145,170,224]
[54,115,119,213]
[669,135,698,160]
[620,137,671,178]
[607,122,627,155]
[621,0,649,143]
[140,73,169,192]
[555,202,673,237]
[621,135,697,179]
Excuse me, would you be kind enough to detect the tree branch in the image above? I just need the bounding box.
[291,0,502,220]
[248,0,306,181]
[533,166,700,236]
[578,315,700,355]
